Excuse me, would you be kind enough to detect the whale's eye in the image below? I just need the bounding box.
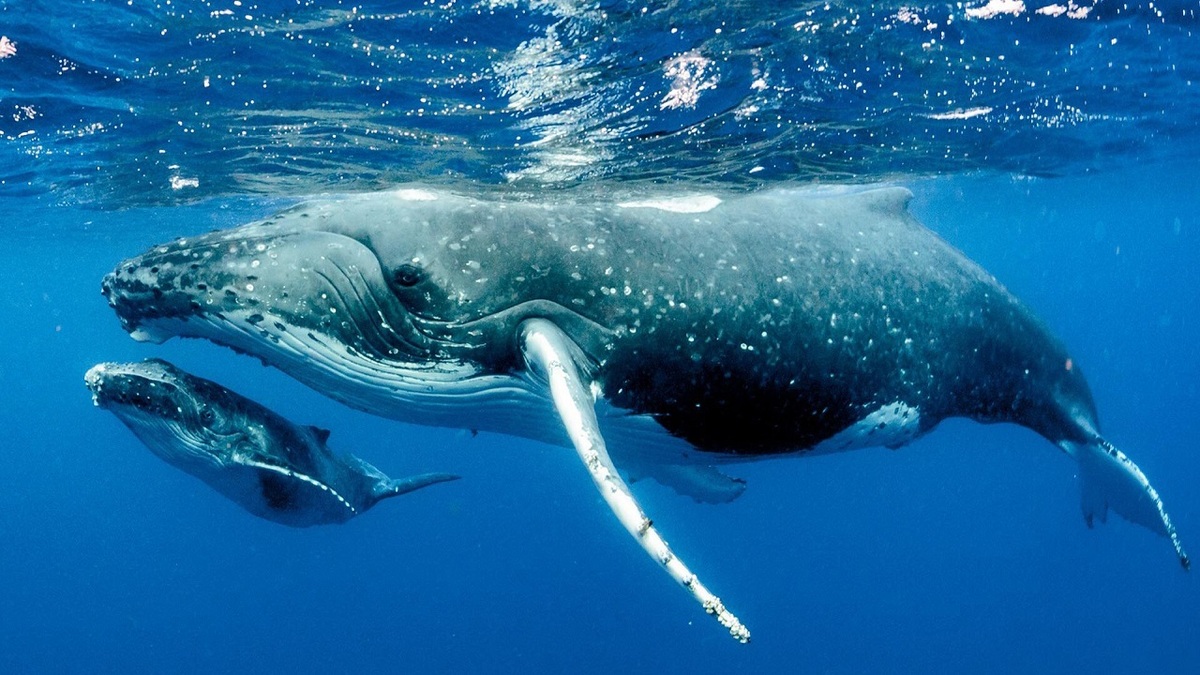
[392,263,426,288]
[199,408,215,426]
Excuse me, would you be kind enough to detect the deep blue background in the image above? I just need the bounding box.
[0,166,1196,673]
[2,0,1199,671]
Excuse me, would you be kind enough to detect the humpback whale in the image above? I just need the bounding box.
[85,358,458,527]
[100,186,1188,641]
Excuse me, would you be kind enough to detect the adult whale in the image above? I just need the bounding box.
[86,358,458,527]
[101,186,1188,641]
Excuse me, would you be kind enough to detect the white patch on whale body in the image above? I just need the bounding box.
[389,188,439,201]
[241,458,358,515]
[519,318,750,643]
[809,401,923,456]
[617,195,722,213]
[84,363,109,405]
[128,325,173,344]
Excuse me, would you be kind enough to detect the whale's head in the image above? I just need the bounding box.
[85,359,261,471]
[100,190,551,419]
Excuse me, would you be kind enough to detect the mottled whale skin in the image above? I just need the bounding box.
[86,358,457,527]
[100,186,1188,640]
[100,188,1077,454]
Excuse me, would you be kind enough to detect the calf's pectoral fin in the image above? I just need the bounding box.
[1067,437,1189,570]
[518,318,751,643]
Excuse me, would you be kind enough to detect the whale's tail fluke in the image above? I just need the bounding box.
[373,472,460,503]
[1065,437,1189,570]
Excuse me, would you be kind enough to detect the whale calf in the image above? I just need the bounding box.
[101,186,1188,641]
[86,358,458,527]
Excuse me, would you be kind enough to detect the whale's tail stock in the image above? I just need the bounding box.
[1061,435,1190,570]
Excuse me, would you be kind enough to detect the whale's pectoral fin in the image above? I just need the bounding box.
[628,462,748,504]
[518,318,751,643]
[1067,437,1189,570]
[373,473,460,502]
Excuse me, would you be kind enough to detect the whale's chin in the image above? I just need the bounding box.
[129,325,173,344]
[145,302,556,428]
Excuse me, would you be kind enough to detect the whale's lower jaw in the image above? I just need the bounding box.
[97,400,222,471]
[86,361,219,468]
[128,325,173,344]
[127,309,574,437]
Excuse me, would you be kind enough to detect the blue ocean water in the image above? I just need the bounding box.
[1,2,1198,672]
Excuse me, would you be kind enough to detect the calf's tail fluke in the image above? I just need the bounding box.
[1068,436,1189,570]
[376,473,460,502]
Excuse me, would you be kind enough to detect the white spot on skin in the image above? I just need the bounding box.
[618,195,722,213]
[811,402,922,455]
[391,188,439,201]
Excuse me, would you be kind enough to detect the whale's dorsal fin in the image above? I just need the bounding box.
[307,426,332,444]
[856,186,913,215]
[519,318,750,643]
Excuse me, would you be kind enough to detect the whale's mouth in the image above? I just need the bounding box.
[86,360,225,465]
[101,226,542,424]
[86,361,191,421]
[102,226,440,358]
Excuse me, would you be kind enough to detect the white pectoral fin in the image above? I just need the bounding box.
[1068,437,1190,570]
[518,318,750,643]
